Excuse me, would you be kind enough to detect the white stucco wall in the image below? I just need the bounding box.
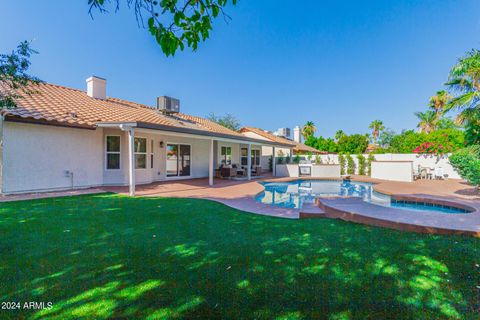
[311,165,341,178]
[2,122,104,193]
[371,161,414,182]
[275,164,341,178]
[307,153,461,179]
[275,164,299,177]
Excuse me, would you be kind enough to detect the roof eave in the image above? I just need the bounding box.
[96,121,293,147]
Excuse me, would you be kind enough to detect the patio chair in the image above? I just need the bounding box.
[252,166,262,176]
[412,166,421,181]
[434,167,444,180]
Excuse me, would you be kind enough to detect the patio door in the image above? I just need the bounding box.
[166,144,191,177]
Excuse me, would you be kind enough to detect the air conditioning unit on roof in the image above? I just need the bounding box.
[156,96,180,114]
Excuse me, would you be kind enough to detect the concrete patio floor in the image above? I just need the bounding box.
[1,175,479,235]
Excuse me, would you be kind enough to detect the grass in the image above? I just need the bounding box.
[0,193,479,319]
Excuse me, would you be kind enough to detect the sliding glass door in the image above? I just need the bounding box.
[166,144,191,177]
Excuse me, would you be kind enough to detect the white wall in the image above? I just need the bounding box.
[275,164,299,177]
[305,153,461,179]
[2,122,104,193]
[371,161,413,182]
[275,164,341,178]
[311,165,341,178]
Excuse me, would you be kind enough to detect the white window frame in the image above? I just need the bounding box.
[165,142,193,179]
[134,137,147,170]
[105,135,121,171]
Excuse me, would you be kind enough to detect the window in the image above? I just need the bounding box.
[106,136,120,169]
[221,146,232,165]
[134,137,147,169]
[241,147,248,166]
[252,149,261,166]
[167,144,191,177]
[150,140,154,169]
[240,148,260,167]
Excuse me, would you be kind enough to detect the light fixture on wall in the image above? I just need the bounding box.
[159,141,164,148]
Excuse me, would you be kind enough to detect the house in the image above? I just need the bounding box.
[238,127,325,170]
[0,76,292,195]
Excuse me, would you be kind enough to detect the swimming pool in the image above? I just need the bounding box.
[255,180,469,214]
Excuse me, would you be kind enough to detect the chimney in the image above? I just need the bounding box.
[293,126,302,143]
[86,76,106,99]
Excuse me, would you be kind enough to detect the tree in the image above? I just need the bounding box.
[415,110,437,134]
[337,134,369,154]
[445,49,480,126]
[449,145,480,187]
[335,130,346,142]
[357,154,366,175]
[367,154,375,176]
[377,128,396,148]
[429,90,451,116]
[206,113,240,131]
[387,129,464,154]
[301,121,316,140]
[368,120,384,144]
[89,0,237,56]
[0,41,41,109]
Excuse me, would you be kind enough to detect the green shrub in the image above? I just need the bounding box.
[367,154,375,176]
[337,134,369,154]
[293,154,301,164]
[346,154,355,174]
[277,150,285,164]
[338,154,346,175]
[449,145,480,186]
[315,155,322,164]
[357,154,366,175]
[286,155,291,164]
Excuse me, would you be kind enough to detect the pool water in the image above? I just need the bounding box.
[255,180,468,214]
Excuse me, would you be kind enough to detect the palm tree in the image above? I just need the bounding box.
[415,110,437,134]
[368,120,384,144]
[429,90,451,116]
[445,49,480,125]
[335,130,346,141]
[301,121,316,140]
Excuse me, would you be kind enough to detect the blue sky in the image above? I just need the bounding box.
[1,0,479,137]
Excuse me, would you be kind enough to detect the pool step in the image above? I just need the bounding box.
[300,203,326,218]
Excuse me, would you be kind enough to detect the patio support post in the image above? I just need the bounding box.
[272,146,276,177]
[247,143,252,180]
[128,127,136,196]
[209,139,214,186]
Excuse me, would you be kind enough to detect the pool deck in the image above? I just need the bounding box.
[1,175,479,236]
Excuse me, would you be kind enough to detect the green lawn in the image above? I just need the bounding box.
[0,194,479,319]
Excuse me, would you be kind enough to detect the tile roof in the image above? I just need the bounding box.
[239,127,326,154]
[0,82,247,138]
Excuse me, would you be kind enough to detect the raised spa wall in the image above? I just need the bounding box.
[275,164,341,178]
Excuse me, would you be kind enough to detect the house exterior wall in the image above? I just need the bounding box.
[102,129,213,186]
[1,122,269,194]
[2,122,104,193]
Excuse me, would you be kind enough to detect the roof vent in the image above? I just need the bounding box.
[156,96,180,114]
[86,76,106,100]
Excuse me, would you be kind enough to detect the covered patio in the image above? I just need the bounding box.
[96,121,293,197]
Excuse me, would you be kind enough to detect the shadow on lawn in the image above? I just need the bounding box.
[0,194,479,319]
